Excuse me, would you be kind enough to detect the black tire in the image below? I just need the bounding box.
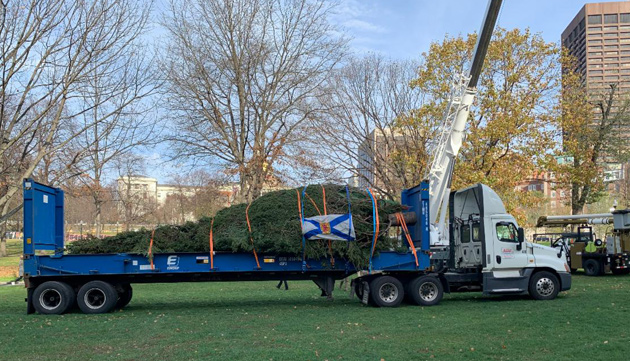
[115,283,133,309]
[408,276,444,306]
[32,281,75,315]
[583,259,602,276]
[611,268,630,275]
[369,276,404,307]
[77,281,118,314]
[529,271,560,300]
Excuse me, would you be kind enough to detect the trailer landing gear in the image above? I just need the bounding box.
[313,277,335,300]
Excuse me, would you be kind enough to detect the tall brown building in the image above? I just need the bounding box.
[562,2,630,92]
[562,2,630,185]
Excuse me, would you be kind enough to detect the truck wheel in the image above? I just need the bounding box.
[529,271,560,300]
[408,276,443,306]
[369,276,404,307]
[115,283,133,309]
[32,281,75,315]
[583,259,602,276]
[77,281,118,314]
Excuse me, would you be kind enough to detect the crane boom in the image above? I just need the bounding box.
[427,0,503,245]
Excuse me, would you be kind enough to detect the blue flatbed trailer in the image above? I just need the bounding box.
[23,179,441,314]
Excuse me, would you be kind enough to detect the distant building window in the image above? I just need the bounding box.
[589,39,602,44]
[605,39,617,43]
[589,15,602,24]
[551,201,557,208]
[551,191,556,198]
[622,13,630,23]
[560,191,566,198]
[604,32,617,37]
[588,26,602,32]
[604,14,618,24]
[604,26,618,31]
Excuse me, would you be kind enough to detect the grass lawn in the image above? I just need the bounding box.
[0,239,21,282]
[0,275,629,360]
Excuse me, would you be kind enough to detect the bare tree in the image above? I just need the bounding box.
[0,0,154,255]
[72,50,158,237]
[157,170,230,224]
[162,0,347,203]
[113,155,157,231]
[315,55,431,199]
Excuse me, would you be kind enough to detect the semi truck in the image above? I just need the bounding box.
[21,0,571,315]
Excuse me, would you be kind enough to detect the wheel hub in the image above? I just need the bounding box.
[84,288,107,309]
[536,277,554,296]
[419,282,437,302]
[39,289,62,310]
[378,283,398,303]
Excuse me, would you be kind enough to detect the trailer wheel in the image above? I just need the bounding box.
[529,271,559,300]
[115,283,133,309]
[77,281,118,314]
[32,281,75,315]
[583,259,602,276]
[408,276,443,306]
[369,276,404,307]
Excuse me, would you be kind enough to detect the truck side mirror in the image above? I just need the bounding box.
[517,227,525,251]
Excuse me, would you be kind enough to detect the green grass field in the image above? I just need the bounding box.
[0,275,629,361]
[0,239,21,282]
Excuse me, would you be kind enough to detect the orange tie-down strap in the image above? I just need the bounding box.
[304,191,321,215]
[396,213,419,267]
[245,203,261,269]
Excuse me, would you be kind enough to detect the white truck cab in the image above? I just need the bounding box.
[447,184,571,299]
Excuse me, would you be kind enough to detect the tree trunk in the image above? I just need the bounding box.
[0,202,11,257]
[0,236,6,257]
[95,202,102,238]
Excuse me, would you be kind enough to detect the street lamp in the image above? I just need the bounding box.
[610,200,618,213]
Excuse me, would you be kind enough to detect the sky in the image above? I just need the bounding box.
[147,0,623,183]
[333,0,623,59]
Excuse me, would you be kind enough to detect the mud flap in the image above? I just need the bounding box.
[361,281,370,305]
[26,287,34,314]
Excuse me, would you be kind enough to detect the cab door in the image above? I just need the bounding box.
[491,220,530,276]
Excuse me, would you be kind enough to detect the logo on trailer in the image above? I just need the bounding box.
[167,255,180,270]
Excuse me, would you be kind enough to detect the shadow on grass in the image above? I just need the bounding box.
[72,292,572,314]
